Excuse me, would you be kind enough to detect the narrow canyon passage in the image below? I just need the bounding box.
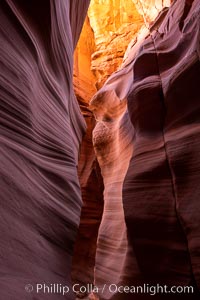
[72,0,200,299]
[0,1,200,300]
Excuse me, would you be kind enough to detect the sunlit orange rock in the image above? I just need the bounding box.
[73,16,97,103]
[88,0,143,88]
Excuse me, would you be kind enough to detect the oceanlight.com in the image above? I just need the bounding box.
[25,283,194,296]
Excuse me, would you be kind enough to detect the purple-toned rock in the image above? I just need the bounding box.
[0,1,89,299]
[123,0,200,298]
[89,0,200,299]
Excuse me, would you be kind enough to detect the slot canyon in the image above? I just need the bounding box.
[0,1,200,300]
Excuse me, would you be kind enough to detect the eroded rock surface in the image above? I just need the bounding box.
[89,26,148,300]
[73,16,97,103]
[1,0,200,300]
[0,0,89,299]
[72,2,168,294]
[132,0,172,23]
[89,0,200,299]
[88,0,143,88]
[72,102,104,288]
[123,1,200,297]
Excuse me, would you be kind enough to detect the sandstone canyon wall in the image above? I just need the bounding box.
[0,1,90,299]
[72,0,144,292]
[91,1,200,299]
[74,0,200,299]
[123,1,200,298]
[1,0,200,300]
[73,0,171,298]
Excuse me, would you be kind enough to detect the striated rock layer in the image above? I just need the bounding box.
[90,0,200,299]
[72,99,104,288]
[72,10,104,291]
[123,0,200,297]
[0,1,90,299]
[90,89,135,300]
[89,25,149,300]
[1,0,200,299]
[72,1,171,293]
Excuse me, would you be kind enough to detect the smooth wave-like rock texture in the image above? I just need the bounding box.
[123,0,200,297]
[72,97,104,289]
[1,0,200,300]
[90,88,135,300]
[0,0,89,299]
[72,0,143,292]
[89,25,149,300]
[89,0,200,299]
[72,9,104,291]
[72,2,167,295]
